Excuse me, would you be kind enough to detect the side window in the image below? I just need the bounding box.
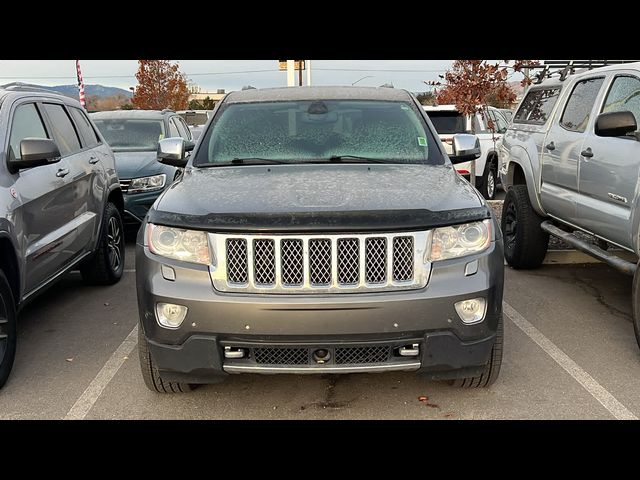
[176,117,193,140]
[493,111,509,133]
[602,75,640,129]
[472,114,487,133]
[69,107,100,148]
[559,78,605,132]
[172,116,191,140]
[514,87,561,125]
[42,103,82,155]
[8,103,49,162]
[168,118,180,138]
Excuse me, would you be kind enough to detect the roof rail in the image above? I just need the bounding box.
[528,60,640,84]
[241,85,256,90]
[2,82,59,94]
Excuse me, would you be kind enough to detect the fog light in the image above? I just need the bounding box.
[454,298,486,324]
[156,303,188,329]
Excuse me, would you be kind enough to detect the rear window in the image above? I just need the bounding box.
[426,111,467,134]
[513,87,561,125]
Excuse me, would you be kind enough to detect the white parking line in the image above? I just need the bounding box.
[503,301,637,420]
[64,325,138,420]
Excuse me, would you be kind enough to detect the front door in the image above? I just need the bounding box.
[578,74,640,249]
[540,76,605,225]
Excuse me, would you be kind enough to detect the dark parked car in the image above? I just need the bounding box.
[136,86,504,393]
[0,86,125,389]
[90,110,193,224]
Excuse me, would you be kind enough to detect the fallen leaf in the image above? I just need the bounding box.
[123,356,129,360]
[418,395,429,402]
[66,358,73,362]
[104,302,110,306]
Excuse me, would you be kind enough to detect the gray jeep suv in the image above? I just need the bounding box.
[136,86,504,393]
[0,87,125,388]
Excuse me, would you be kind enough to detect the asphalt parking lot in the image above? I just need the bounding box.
[1,231,639,420]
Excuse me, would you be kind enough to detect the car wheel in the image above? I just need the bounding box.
[632,263,640,351]
[501,184,549,269]
[450,314,503,388]
[0,270,17,389]
[80,202,125,285]
[138,327,195,393]
[478,163,497,200]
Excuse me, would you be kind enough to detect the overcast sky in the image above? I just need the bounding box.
[0,60,461,93]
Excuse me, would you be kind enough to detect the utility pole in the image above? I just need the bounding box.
[298,60,303,86]
[286,60,295,87]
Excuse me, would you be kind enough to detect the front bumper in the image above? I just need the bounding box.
[136,235,504,383]
[123,190,163,223]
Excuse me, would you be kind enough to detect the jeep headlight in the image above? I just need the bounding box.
[148,224,213,265]
[427,220,491,262]
[128,173,166,194]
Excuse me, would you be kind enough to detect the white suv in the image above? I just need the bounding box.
[424,105,509,199]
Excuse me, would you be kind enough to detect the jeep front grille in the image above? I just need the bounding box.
[210,231,430,294]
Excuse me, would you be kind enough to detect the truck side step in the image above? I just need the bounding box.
[540,221,637,276]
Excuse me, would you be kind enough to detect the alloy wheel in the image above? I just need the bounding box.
[107,216,122,272]
[487,170,496,199]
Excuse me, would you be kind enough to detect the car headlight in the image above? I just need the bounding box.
[147,224,213,265]
[426,219,491,262]
[128,173,166,194]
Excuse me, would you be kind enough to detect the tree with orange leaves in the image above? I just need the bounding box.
[132,60,189,110]
[427,60,538,131]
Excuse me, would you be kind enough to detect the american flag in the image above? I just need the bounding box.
[76,60,86,108]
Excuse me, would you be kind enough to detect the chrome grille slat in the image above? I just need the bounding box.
[212,231,430,294]
[393,236,414,281]
[309,239,332,286]
[337,238,359,285]
[119,179,132,193]
[253,239,275,286]
[281,239,303,286]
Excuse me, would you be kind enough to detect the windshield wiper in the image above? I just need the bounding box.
[197,158,289,168]
[325,155,403,164]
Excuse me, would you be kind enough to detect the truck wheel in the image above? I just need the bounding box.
[80,202,125,285]
[138,327,194,393]
[0,270,17,389]
[478,163,497,200]
[451,314,503,388]
[501,184,549,269]
[632,264,640,351]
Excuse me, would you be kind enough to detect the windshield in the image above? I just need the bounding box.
[427,111,467,134]
[193,100,441,166]
[92,119,165,152]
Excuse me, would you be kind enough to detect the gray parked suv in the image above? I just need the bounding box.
[499,62,640,347]
[0,87,125,388]
[136,86,505,393]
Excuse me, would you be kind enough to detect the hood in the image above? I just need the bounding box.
[149,163,488,232]
[113,151,173,179]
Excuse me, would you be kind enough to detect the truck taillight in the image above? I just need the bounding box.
[457,169,470,175]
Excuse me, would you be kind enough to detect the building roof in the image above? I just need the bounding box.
[89,109,173,119]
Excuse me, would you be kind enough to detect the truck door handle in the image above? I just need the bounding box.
[545,141,555,151]
[88,156,99,164]
[56,168,69,178]
[581,148,594,158]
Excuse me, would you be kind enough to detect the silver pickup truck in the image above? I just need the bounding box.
[499,62,640,348]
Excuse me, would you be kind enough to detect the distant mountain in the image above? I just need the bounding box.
[1,82,132,99]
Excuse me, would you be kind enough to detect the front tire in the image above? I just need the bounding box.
[478,163,497,200]
[0,270,17,389]
[450,315,503,388]
[501,184,549,269]
[80,202,125,285]
[138,327,194,393]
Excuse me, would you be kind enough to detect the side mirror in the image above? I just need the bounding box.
[185,140,196,152]
[9,138,61,173]
[158,137,188,168]
[595,111,637,137]
[449,134,481,165]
